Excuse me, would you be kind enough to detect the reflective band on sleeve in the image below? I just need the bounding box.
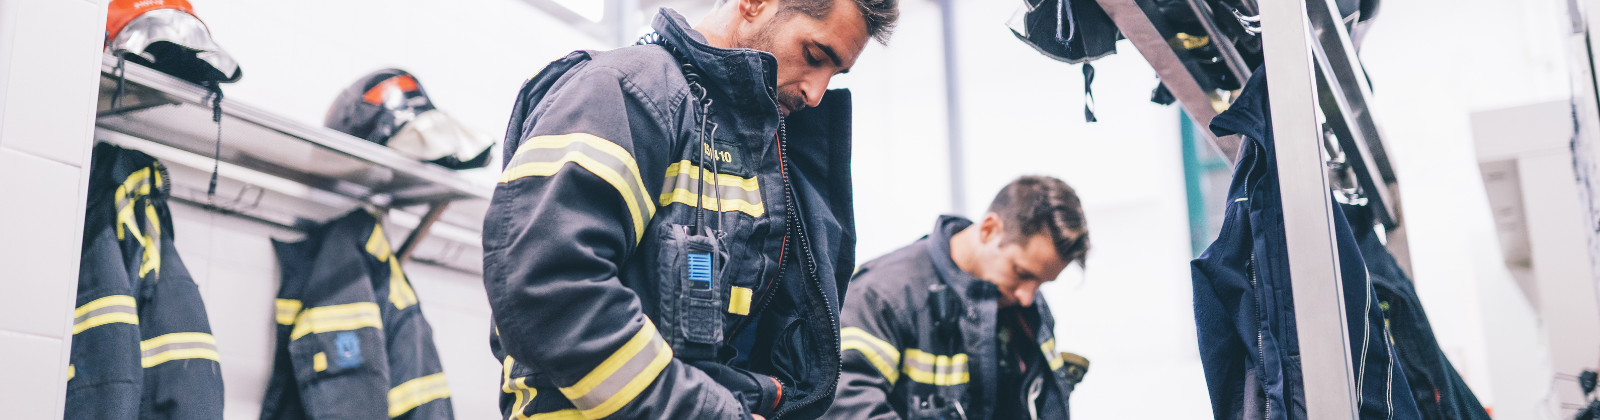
[502,356,539,420]
[141,332,220,368]
[841,327,901,385]
[558,319,673,419]
[73,295,139,334]
[389,372,452,417]
[1041,338,1064,371]
[500,133,654,243]
[659,160,765,217]
[364,223,420,310]
[290,302,383,340]
[528,410,586,420]
[727,286,753,315]
[901,349,969,386]
[276,299,302,325]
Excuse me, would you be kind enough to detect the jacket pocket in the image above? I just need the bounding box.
[658,223,728,359]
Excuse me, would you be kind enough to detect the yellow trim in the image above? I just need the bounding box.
[501,133,653,243]
[388,258,419,310]
[276,299,303,325]
[141,333,221,368]
[75,295,136,317]
[142,348,221,368]
[527,410,586,420]
[290,302,383,340]
[389,372,451,417]
[68,365,75,381]
[367,224,393,262]
[728,286,753,315]
[502,356,538,420]
[658,188,765,217]
[74,313,139,334]
[314,352,328,372]
[559,319,672,419]
[73,295,139,334]
[1041,339,1064,371]
[841,327,901,384]
[902,349,969,386]
[663,161,761,191]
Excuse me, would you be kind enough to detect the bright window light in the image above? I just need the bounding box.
[552,0,605,22]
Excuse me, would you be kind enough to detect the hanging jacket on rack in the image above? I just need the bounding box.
[67,143,225,420]
[1341,205,1491,420]
[1189,69,1423,420]
[262,210,453,420]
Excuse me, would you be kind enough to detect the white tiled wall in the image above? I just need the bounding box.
[0,0,111,418]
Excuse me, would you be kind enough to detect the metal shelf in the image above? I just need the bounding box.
[94,54,491,272]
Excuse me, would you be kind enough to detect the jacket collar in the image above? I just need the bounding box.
[652,8,780,116]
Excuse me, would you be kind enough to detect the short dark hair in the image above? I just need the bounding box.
[779,0,899,44]
[987,175,1090,267]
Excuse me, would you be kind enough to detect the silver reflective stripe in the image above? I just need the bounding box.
[140,340,217,359]
[659,161,764,217]
[74,304,136,325]
[501,134,654,241]
[567,332,668,412]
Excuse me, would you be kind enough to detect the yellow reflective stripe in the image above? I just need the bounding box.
[502,356,538,420]
[367,223,393,261]
[558,319,673,419]
[290,302,383,340]
[527,410,586,420]
[501,133,653,243]
[728,286,753,316]
[73,295,139,334]
[663,161,761,190]
[657,189,766,217]
[140,332,219,368]
[276,299,302,325]
[901,349,969,386]
[841,327,901,384]
[389,372,451,417]
[388,258,418,310]
[68,365,75,380]
[313,352,327,372]
[1041,338,1064,370]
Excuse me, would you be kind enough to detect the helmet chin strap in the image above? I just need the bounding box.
[202,80,223,201]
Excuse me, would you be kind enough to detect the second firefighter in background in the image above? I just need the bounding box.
[826,176,1092,420]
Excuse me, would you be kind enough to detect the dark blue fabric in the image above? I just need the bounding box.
[1191,69,1423,420]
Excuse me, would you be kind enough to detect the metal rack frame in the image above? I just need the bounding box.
[1097,0,1410,417]
[95,54,491,266]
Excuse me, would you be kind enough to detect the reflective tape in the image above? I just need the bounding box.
[141,332,219,368]
[389,372,451,417]
[313,352,327,372]
[290,302,383,340]
[902,349,969,386]
[1041,338,1064,371]
[502,356,538,420]
[364,223,419,310]
[276,299,302,325]
[73,295,139,334]
[659,160,764,217]
[841,327,901,385]
[728,286,753,316]
[501,134,654,243]
[558,319,673,419]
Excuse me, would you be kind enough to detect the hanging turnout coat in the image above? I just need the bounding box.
[262,210,453,420]
[67,143,224,420]
[1189,69,1423,420]
[482,8,857,420]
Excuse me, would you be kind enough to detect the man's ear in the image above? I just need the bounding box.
[738,0,778,21]
[978,212,1004,245]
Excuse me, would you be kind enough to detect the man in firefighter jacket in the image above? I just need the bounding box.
[825,176,1093,420]
[481,0,897,418]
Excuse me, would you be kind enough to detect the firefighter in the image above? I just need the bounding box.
[826,176,1093,420]
[481,0,898,419]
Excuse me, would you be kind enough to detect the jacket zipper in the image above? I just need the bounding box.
[1244,179,1269,420]
[769,117,841,420]
[723,132,789,343]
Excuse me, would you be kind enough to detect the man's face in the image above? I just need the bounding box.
[735,0,870,116]
[970,215,1072,308]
